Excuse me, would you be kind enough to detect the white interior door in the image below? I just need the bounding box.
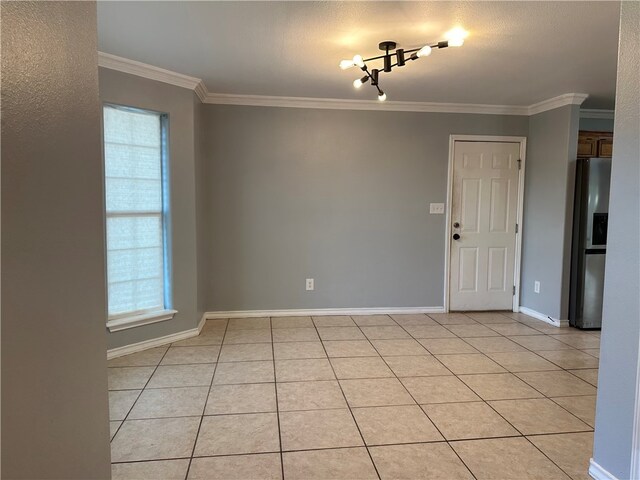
[449,141,521,311]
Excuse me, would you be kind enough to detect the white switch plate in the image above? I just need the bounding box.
[534,281,540,294]
[306,278,314,291]
[430,203,445,214]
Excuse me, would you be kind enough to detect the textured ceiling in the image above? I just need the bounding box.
[97,1,620,108]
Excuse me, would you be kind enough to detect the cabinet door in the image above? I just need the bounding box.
[578,136,598,157]
[598,138,613,157]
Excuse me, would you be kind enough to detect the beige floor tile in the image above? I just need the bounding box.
[489,398,591,434]
[528,432,594,480]
[147,364,215,388]
[318,326,366,340]
[458,373,543,400]
[108,367,155,390]
[428,313,478,325]
[435,354,506,374]
[280,409,363,450]
[353,315,397,326]
[331,357,394,379]
[203,319,228,329]
[223,328,272,344]
[283,447,378,480]
[392,313,439,325]
[550,334,601,349]
[312,315,356,327]
[466,312,515,324]
[384,355,450,377]
[160,346,220,365]
[371,339,429,356]
[218,343,273,362]
[111,417,200,462]
[536,350,600,369]
[194,413,280,456]
[109,390,140,420]
[508,335,576,351]
[272,327,320,343]
[206,383,277,414]
[110,421,121,440]
[403,325,456,338]
[551,396,597,427]
[172,328,225,347]
[401,376,480,404]
[129,386,208,419]
[423,401,519,440]
[352,405,443,445]
[273,341,327,360]
[516,370,597,397]
[418,338,479,354]
[485,323,541,336]
[323,340,379,358]
[271,316,313,329]
[275,358,335,382]
[213,361,274,385]
[227,317,271,330]
[360,325,410,340]
[569,368,599,386]
[487,351,561,372]
[446,324,501,337]
[582,348,600,358]
[112,459,190,480]
[277,380,347,411]
[370,442,474,480]
[108,347,168,367]
[524,323,575,335]
[188,454,282,480]
[451,437,570,479]
[340,378,415,407]
[464,337,527,353]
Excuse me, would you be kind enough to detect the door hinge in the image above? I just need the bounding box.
[515,223,519,233]
[513,285,516,295]
[517,159,522,170]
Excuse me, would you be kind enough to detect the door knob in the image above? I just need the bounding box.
[453,233,461,240]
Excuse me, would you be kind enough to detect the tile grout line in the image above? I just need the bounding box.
[269,317,286,480]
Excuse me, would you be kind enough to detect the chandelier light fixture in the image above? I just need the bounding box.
[339,28,467,101]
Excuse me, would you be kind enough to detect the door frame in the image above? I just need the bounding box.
[444,135,527,313]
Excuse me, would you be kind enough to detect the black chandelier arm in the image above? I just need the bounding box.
[362,42,444,63]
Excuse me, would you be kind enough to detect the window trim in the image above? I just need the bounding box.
[103,103,175,331]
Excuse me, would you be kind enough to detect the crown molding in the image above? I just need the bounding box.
[98,52,201,91]
[580,108,615,119]
[97,52,589,116]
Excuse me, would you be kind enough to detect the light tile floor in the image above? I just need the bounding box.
[109,312,599,480]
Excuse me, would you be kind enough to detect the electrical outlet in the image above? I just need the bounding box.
[534,281,540,294]
[306,278,314,291]
[429,203,445,214]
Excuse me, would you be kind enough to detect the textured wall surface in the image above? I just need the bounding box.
[199,105,528,311]
[593,2,640,478]
[1,2,111,477]
[99,68,201,349]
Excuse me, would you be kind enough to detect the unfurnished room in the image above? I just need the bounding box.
[2,1,639,479]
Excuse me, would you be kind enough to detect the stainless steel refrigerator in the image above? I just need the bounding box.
[569,157,611,329]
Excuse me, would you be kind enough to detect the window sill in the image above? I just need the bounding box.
[107,309,178,332]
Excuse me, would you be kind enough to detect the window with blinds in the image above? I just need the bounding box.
[103,105,169,320]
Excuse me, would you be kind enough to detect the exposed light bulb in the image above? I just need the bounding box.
[448,37,464,47]
[339,59,355,70]
[353,54,365,68]
[445,27,467,47]
[353,78,363,89]
[378,92,387,102]
[417,45,432,57]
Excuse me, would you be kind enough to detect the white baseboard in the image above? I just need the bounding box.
[518,306,569,327]
[589,459,619,480]
[107,314,208,360]
[204,306,445,319]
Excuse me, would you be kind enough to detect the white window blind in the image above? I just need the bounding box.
[103,105,167,319]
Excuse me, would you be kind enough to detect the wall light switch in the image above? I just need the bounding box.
[306,278,314,291]
[430,203,445,214]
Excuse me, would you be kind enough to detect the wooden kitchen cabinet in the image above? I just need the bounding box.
[578,131,613,158]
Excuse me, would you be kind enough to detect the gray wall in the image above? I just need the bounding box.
[593,2,640,478]
[1,2,111,477]
[99,68,202,349]
[520,105,580,320]
[200,105,528,311]
[579,116,615,132]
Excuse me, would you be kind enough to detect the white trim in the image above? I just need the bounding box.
[444,135,527,313]
[107,314,207,359]
[98,52,589,116]
[631,329,640,480]
[518,306,569,327]
[203,306,445,320]
[106,309,177,332]
[528,93,589,115]
[580,109,615,120]
[589,459,619,480]
[98,52,201,91]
